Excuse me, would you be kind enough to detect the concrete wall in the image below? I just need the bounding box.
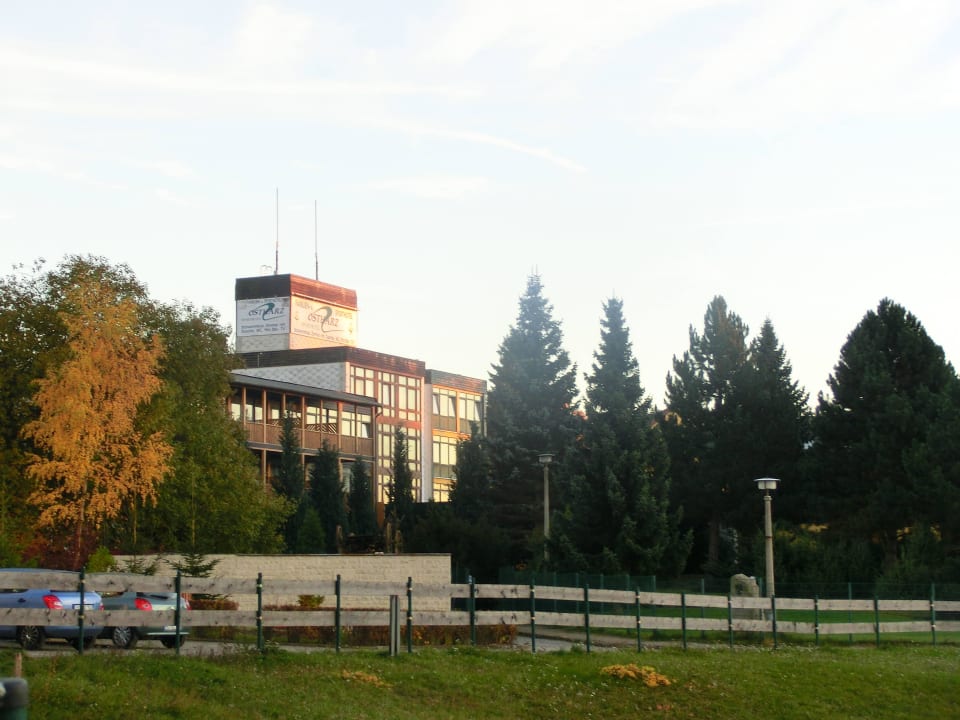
[113,553,452,611]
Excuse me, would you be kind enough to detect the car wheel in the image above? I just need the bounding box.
[16,626,44,650]
[160,636,184,649]
[110,626,139,650]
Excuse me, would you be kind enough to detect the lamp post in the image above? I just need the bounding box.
[754,478,780,598]
[539,453,554,560]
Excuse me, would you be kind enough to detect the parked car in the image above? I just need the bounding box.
[100,591,190,649]
[0,568,104,650]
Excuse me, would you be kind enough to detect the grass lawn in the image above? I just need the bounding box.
[3,642,958,719]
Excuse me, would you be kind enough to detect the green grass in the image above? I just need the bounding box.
[2,643,958,719]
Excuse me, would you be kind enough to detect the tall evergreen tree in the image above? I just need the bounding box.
[346,459,378,539]
[663,296,751,572]
[562,298,690,575]
[737,319,813,529]
[309,442,346,553]
[813,299,960,567]
[385,427,416,548]
[663,300,812,577]
[275,411,305,551]
[486,274,580,564]
[449,428,493,524]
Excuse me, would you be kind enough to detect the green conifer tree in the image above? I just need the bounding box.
[385,427,416,548]
[309,442,346,553]
[486,274,581,565]
[814,299,960,568]
[346,459,378,539]
[565,297,690,576]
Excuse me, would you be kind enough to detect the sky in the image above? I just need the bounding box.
[2,0,959,407]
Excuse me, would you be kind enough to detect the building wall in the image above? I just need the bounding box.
[113,553,452,611]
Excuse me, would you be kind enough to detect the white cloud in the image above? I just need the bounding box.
[367,175,490,199]
[649,0,960,129]
[420,0,727,69]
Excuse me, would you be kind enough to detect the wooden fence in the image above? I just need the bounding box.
[1,570,958,654]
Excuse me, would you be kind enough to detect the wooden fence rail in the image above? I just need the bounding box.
[1,571,958,654]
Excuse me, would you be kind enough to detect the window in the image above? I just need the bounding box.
[245,392,263,423]
[306,399,322,429]
[266,393,283,425]
[342,405,356,437]
[357,406,372,439]
[397,375,420,421]
[433,389,456,417]
[321,401,338,434]
[405,427,422,463]
[285,395,302,423]
[378,372,396,413]
[230,389,243,422]
[433,435,458,479]
[459,392,482,432]
[351,366,376,398]
[433,388,457,430]
[432,477,453,503]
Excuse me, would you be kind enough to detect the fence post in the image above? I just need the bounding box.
[388,595,400,657]
[681,592,687,651]
[175,570,183,656]
[727,594,733,649]
[635,587,643,653]
[529,581,537,654]
[335,574,341,654]
[930,583,937,647]
[873,594,881,648]
[469,577,477,647]
[583,583,591,653]
[771,595,778,649]
[78,567,86,656]
[848,582,854,645]
[255,572,263,654]
[406,577,413,654]
[814,595,820,647]
[695,578,704,639]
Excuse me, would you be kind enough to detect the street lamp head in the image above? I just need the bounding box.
[538,453,554,466]
[754,477,780,492]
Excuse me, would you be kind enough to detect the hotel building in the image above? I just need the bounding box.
[228,273,485,511]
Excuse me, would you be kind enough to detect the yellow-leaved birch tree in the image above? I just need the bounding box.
[22,282,172,564]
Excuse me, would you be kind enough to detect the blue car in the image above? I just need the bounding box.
[0,569,103,650]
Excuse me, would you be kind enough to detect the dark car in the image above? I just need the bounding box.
[0,568,104,650]
[100,591,190,649]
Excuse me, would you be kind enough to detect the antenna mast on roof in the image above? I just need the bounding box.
[314,199,319,280]
[274,187,279,275]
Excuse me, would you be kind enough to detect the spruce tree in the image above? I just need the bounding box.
[385,427,416,548]
[449,428,493,524]
[486,274,580,565]
[737,319,812,528]
[308,442,346,553]
[346,459,378,539]
[275,411,304,551]
[565,297,690,576]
